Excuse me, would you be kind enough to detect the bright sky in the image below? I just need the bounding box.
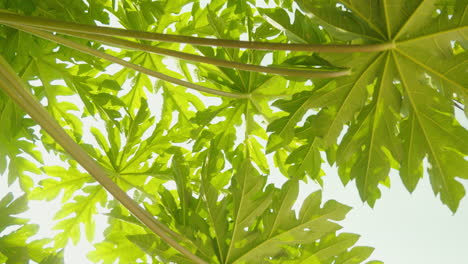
[318,168,468,263]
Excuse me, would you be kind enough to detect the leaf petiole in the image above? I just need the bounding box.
[0,11,394,53]
[33,28,351,78]
[7,24,250,99]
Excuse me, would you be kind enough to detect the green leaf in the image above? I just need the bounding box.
[296,0,388,41]
[394,52,468,212]
[88,214,149,264]
[0,193,28,231]
[30,165,92,202]
[53,185,106,247]
[335,246,375,264]
[259,8,328,44]
[336,54,402,205]
[127,234,193,264]
[39,250,64,264]
[0,193,55,264]
[286,139,323,181]
[1,0,466,263]
[269,0,468,210]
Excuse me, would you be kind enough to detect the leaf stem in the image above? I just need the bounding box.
[34,28,351,78]
[0,56,208,264]
[119,172,171,178]
[8,24,249,99]
[0,11,395,53]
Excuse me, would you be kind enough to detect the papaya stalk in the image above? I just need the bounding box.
[0,11,394,52]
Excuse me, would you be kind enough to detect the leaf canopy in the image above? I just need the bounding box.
[0,0,466,263]
[0,193,64,264]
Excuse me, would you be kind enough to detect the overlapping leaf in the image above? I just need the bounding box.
[28,164,107,248]
[1,0,465,263]
[99,148,378,264]
[88,211,152,264]
[52,185,106,247]
[0,193,62,264]
[264,0,468,211]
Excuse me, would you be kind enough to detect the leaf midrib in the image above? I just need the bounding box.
[342,1,386,39]
[225,163,255,263]
[232,210,341,263]
[393,0,427,40]
[33,176,91,198]
[294,143,319,178]
[395,48,467,97]
[266,183,295,239]
[202,187,226,263]
[57,187,102,245]
[207,12,250,92]
[393,53,454,208]
[276,95,317,142]
[362,54,392,200]
[396,26,468,45]
[323,53,384,146]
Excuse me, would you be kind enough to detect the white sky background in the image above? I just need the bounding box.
[320,168,468,263]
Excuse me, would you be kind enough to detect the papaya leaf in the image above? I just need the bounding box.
[267,0,468,211]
